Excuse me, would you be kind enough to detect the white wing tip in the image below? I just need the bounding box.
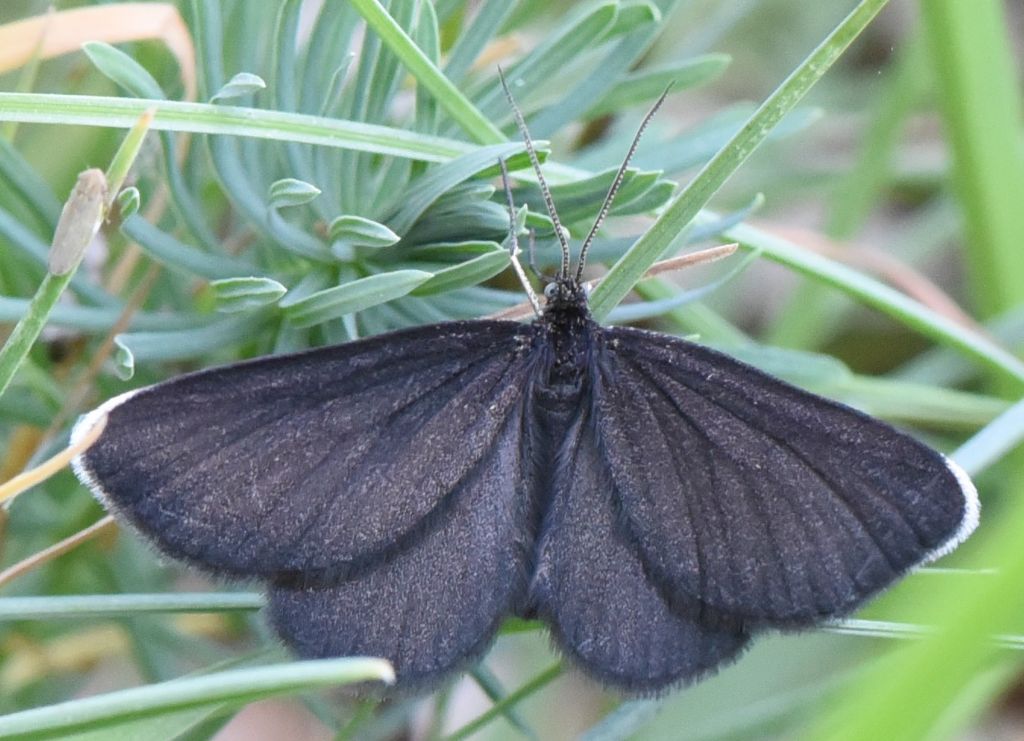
[922,456,980,564]
[70,388,143,507]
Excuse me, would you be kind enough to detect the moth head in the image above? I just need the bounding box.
[543,277,588,312]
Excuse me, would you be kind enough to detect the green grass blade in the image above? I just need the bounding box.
[922,0,1024,317]
[766,34,928,350]
[0,593,264,620]
[349,0,504,143]
[444,662,562,741]
[588,0,893,322]
[0,658,394,738]
[0,93,484,162]
[474,1,620,124]
[953,396,1024,475]
[722,220,1024,386]
[0,167,109,400]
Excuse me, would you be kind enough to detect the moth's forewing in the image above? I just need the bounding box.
[529,405,750,693]
[72,321,532,578]
[595,326,979,627]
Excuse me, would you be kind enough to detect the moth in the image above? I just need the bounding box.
[71,79,978,694]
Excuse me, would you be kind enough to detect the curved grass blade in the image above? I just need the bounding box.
[722,219,1024,386]
[588,0,894,322]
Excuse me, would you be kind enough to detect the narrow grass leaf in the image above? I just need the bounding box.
[0,138,61,226]
[0,593,264,620]
[474,2,619,123]
[722,219,1024,386]
[0,297,191,333]
[605,248,759,323]
[0,93,485,162]
[445,663,562,741]
[951,395,1024,476]
[608,179,676,217]
[579,699,664,741]
[0,658,394,738]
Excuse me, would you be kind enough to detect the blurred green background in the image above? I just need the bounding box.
[1,0,1023,738]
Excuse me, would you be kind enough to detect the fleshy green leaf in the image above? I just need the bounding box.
[268,178,321,208]
[411,248,510,295]
[282,270,433,327]
[587,54,732,118]
[328,215,401,247]
[210,277,288,313]
[82,41,165,99]
[115,186,140,218]
[210,71,268,101]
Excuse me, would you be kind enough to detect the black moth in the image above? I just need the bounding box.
[71,79,978,695]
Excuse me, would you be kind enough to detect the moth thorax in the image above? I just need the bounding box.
[540,306,593,389]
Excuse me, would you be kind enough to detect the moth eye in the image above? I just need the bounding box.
[544,283,558,299]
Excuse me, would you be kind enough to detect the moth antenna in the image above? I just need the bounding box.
[574,85,672,284]
[498,66,571,281]
[526,227,553,284]
[498,157,543,316]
